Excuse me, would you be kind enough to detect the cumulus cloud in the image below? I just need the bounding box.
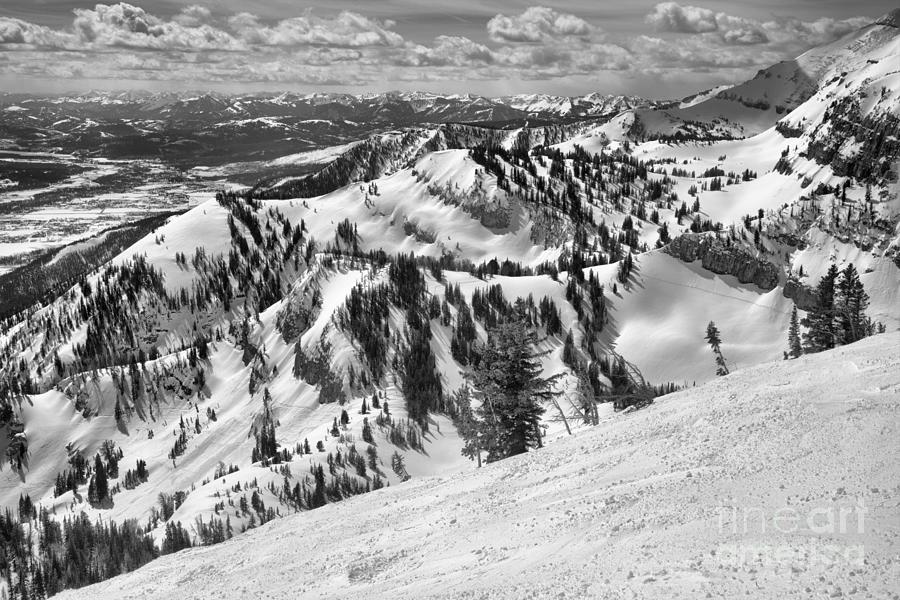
[228,11,404,48]
[630,2,871,85]
[0,2,876,92]
[631,35,781,70]
[645,2,868,50]
[398,36,495,68]
[487,7,596,43]
[0,17,73,47]
[646,2,767,45]
[646,2,718,34]
[761,16,870,47]
[173,5,213,28]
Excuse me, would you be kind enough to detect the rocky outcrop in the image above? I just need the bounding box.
[276,261,324,343]
[783,278,820,311]
[804,96,900,184]
[775,120,804,138]
[426,179,511,230]
[665,234,780,290]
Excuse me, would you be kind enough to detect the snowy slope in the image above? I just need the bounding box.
[2,17,899,595]
[584,12,900,142]
[57,332,900,600]
[589,251,795,385]
[4,125,897,537]
[272,149,557,265]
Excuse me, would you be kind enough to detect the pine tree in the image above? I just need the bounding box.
[836,263,869,344]
[361,417,374,444]
[787,306,802,359]
[803,264,840,352]
[253,388,277,462]
[704,321,729,376]
[90,454,108,505]
[390,451,410,481]
[562,329,577,368]
[311,465,327,508]
[400,311,442,424]
[466,315,557,462]
[449,386,483,467]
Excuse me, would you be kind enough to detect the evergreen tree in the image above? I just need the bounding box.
[400,310,442,424]
[561,329,577,368]
[704,321,729,376]
[466,315,557,462]
[89,454,109,505]
[449,386,483,467]
[252,388,277,462]
[361,417,374,444]
[390,451,410,481]
[836,263,869,344]
[787,306,802,359]
[802,264,840,352]
[311,465,327,508]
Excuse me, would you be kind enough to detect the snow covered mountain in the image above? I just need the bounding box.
[496,93,661,118]
[55,333,900,600]
[1,90,662,124]
[0,9,898,599]
[0,90,662,166]
[610,9,900,142]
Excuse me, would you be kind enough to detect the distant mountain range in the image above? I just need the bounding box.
[0,90,668,165]
[0,90,667,124]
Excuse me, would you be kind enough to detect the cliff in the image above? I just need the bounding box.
[664,234,780,290]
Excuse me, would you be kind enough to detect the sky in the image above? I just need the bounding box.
[0,1,894,98]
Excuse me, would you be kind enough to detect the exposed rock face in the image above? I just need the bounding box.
[783,279,820,311]
[803,96,900,184]
[425,179,511,230]
[276,262,324,343]
[665,234,780,290]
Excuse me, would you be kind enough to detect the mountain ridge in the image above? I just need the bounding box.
[0,11,898,598]
[54,333,900,600]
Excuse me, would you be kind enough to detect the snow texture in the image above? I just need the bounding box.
[57,333,900,600]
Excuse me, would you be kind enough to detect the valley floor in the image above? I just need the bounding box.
[57,333,900,600]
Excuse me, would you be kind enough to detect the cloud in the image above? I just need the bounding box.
[0,17,72,47]
[481,7,628,74]
[646,2,767,45]
[645,2,868,50]
[173,5,213,28]
[398,36,495,67]
[228,11,404,48]
[631,35,781,70]
[646,2,718,34]
[487,7,596,43]
[761,16,870,47]
[0,2,875,93]
[69,3,241,50]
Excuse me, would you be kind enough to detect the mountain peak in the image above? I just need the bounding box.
[875,8,900,27]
